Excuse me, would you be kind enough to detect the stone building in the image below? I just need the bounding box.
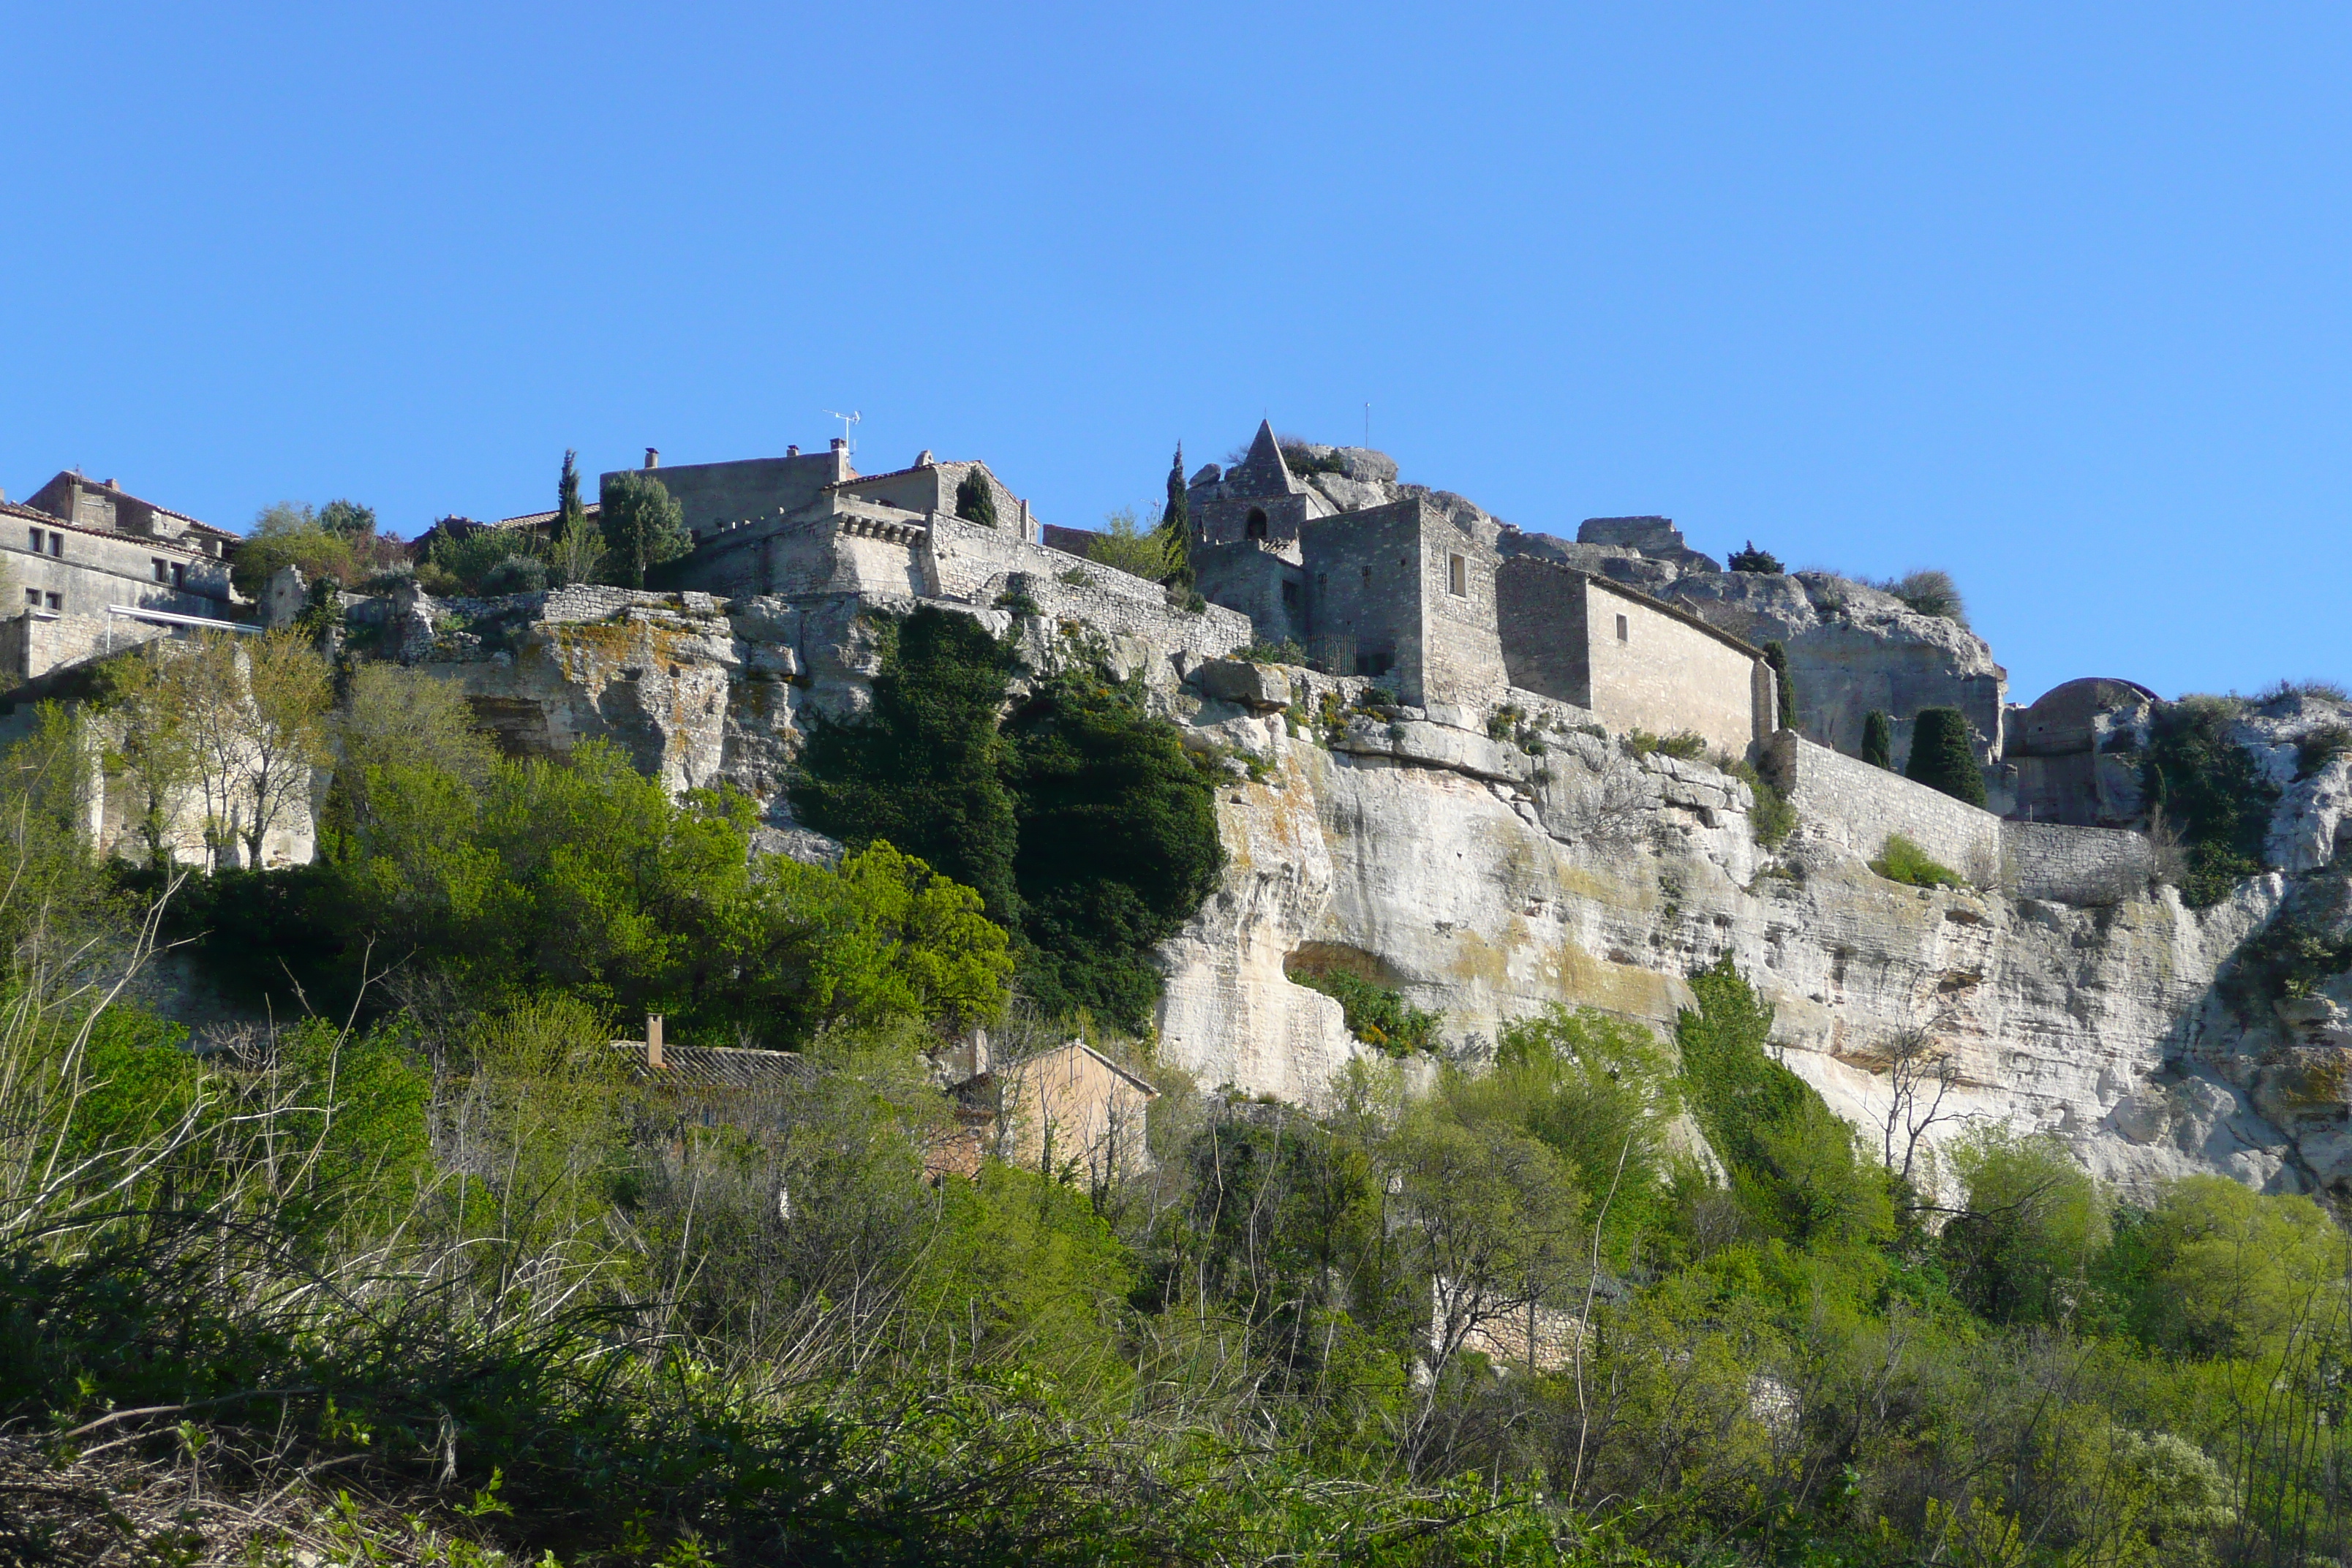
[1190,421,1776,750]
[0,472,243,682]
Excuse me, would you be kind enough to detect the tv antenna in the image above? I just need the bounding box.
[823,409,861,456]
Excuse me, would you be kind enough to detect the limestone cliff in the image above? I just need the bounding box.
[361,569,2352,1207]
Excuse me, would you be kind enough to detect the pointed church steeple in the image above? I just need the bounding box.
[1230,419,1301,497]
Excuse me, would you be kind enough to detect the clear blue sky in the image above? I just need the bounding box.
[4,2,2346,704]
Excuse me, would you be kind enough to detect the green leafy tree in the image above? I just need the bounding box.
[1762,640,1797,731]
[1861,708,1893,768]
[1941,1126,2110,1325]
[1085,507,1177,581]
[599,470,690,589]
[1906,706,1986,805]
[1486,1006,1678,1260]
[954,466,999,527]
[317,498,377,538]
[2141,696,2278,907]
[233,502,361,595]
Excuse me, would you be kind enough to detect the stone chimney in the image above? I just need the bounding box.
[644,448,660,470]
[916,450,933,467]
[786,444,799,457]
[647,1013,664,1071]
[829,437,853,482]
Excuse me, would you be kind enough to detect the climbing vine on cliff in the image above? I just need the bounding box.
[790,606,1225,1029]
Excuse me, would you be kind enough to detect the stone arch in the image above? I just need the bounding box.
[1245,507,1269,540]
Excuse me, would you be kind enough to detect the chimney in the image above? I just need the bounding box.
[644,448,660,470]
[647,1013,664,1071]
[786,444,799,457]
[916,449,933,467]
[829,436,852,482]
[829,437,848,455]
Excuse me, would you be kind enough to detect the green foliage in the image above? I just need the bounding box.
[954,466,998,527]
[233,503,368,595]
[1940,1126,2109,1325]
[1676,955,1893,1246]
[1728,541,1783,573]
[1724,759,1796,848]
[1626,728,1707,761]
[793,607,1224,1030]
[791,607,1023,923]
[430,526,538,595]
[600,471,691,589]
[1880,567,1968,625]
[1762,638,1797,730]
[1488,1006,1676,1259]
[1083,506,1176,581]
[1285,964,1441,1055]
[2142,696,2278,907]
[1872,831,1966,888]
[1240,637,1305,665]
[317,497,377,537]
[1276,440,1346,475]
[1904,705,1986,805]
[1861,707,1893,768]
[1003,671,1226,1025]
[2297,720,2352,780]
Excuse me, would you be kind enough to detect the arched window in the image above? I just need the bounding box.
[1245,507,1269,540]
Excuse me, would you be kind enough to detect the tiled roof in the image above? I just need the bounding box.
[0,497,214,557]
[498,504,600,529]
[612,1041,813,1088]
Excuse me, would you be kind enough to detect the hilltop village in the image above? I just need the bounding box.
[2,423,2348,1202]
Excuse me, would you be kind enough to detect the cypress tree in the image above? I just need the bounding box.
[600,472,690,589]
[556,450,585,540]
[1861,709,1894,769]
[1763,641,1798,731]
[1152,443,1194,588]
[954,467,998,527]
[1905,706,1986,806]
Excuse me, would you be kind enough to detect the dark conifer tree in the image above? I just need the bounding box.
[1862,709,1894,769]
[1153,443,1194,588]
[1763,641,1798,731]
[556,450,585,540]
[1906,706,1986,805]
[954,467,998,527]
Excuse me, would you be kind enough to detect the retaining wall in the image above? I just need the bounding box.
[1763,731,2156,904]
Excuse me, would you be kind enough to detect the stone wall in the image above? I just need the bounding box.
[1194,540,1304,646]
[0,608,174,683]
[1496,557,1591,703]
[1415,510,1509,709]
[1765,731,2158,903]
[600,451,847,544]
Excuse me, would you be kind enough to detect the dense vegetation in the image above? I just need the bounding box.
[791,606,1225,1028]
[1905,704,1987,805]
[9,631,2352,1564]
[2142,695,2283,908]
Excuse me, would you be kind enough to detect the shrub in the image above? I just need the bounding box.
[2295,722,2351,780]
[1861,709,1894,769]
[1725,760,1797,848]
[1879,568,1969,626]
[1627,728,1708,761]
[599,471,690,589]
[478,554,550,595]
[1286,965,1441,1055]
[1728,541,1783,574]
[1240,637,1305,666]
[1904,706,1986,805]
[1872,832,1966,889]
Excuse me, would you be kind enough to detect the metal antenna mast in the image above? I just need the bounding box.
[823,409,861,458]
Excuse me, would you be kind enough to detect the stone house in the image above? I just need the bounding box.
[951,1038,1158,1186]
[0,473,242,682]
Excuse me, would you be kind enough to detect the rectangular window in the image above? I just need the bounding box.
[1448,554,1467,596]
[44,592,61,611]
[48,532,61,558]
[1281,579,1299,607]
[25,528,38,553]
[153,559,169,582]
[22,589,37,608]
[1616,614,1629,643]
[173,562,187,589]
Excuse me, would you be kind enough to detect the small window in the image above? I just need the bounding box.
[1245,507,1269,540]
[1448,554,1467,597]
[153,558,169,582]
[24,528,38,552]
[173,562,187,589]
[1281,580,1299,607]
[48,532,61,558]
[45,592,61,611]
[1616,614,1629,643]
[22,589,37,608]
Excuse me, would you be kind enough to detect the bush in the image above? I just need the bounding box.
[1728,541,1783,574]
[1880,568,1969,625]
[1084,507,1176,581]
[1904,706,1986,805]
[954,466,998,527]
[1627,728,1708,761]
[1240,637,1306,666]
[600,471,690,589]
[1725,760,1797,848]
[1861,709,1894,768]
[2295,721,2351,780]
[1872,832,1966,889]
[1285,963,1441,1055]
